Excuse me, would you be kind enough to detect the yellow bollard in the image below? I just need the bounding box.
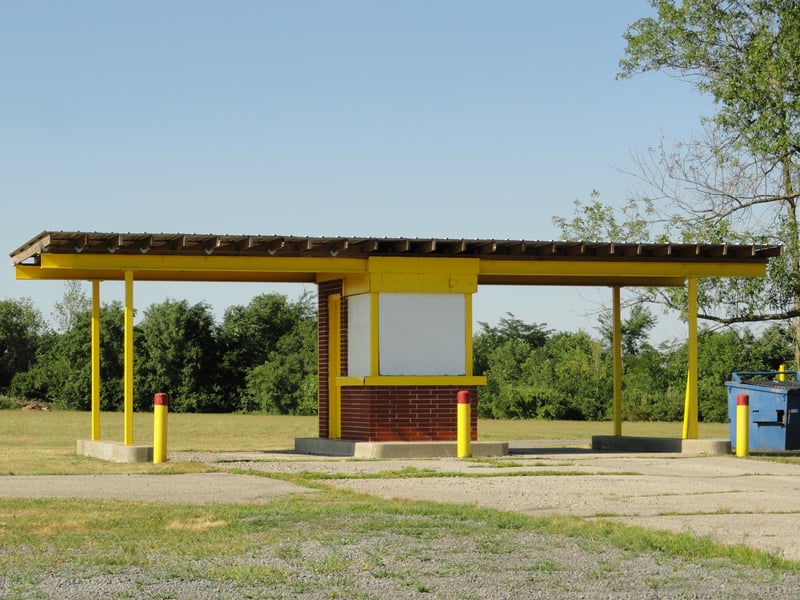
[457,390,471,458]
[736,393,749,458]
[153,392,169,464]
[779,364,786,382]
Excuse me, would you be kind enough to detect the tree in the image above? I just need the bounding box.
[664,326,782,422]
[613,0,800,363]
[533,331,612,420]
[10,302,124,410]
[218,292,317,401]
[239,316,318,415]
[473,314,551,376]
[478,337,539,418]
[52,281,90,332]
[0,298,48,393]
[597,304,658,355]
[135,299,222,412]
[474,315,552,418]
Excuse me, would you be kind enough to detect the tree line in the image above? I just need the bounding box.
[474,310,793,423]
[0,288,794,422]
[0,289,318,415]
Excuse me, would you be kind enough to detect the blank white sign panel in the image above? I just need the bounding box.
[379,293,465,376]
[347,294,371,377]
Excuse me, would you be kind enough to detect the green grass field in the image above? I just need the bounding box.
[0,409,729,475]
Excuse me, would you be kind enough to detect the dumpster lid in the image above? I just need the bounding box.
[730,371,800,391]
[738,379,800,391]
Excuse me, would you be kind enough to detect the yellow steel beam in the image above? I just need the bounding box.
[15,265,321,282]
[480,259,767,280]
[39,253,368,274]
[338,375,487,387]
[478,274,688,286]
[16,254,767,288]
[14,254,365,282]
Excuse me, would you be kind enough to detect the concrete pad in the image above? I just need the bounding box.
[592,435,682,452]
[0,473,315,504]
[295,438,508,458]
[294,437,356,456]
[77,439,154,463]
[354,441,509,459]
[607,513,800,562]
[681,438,731,455]
[592,436,731,455]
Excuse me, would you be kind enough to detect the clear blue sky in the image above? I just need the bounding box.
[2,1,711,340]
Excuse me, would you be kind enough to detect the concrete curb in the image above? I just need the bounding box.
[591,435,731,455]
[294,438,509,458]
[77,439,153,463]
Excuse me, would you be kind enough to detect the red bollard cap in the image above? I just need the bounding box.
[154,392,169,406]
[457,390,470,404]
[736,393,749,406]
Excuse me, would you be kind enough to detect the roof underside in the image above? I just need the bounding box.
[10,231,782,287]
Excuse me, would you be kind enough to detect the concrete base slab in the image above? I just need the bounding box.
[591,435,731,455]
[294,438,356,457]
[295,438,508,458]
[681,438,731,455]
[77,439,154,463]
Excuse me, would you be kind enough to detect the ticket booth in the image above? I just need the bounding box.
[318,257,485,442]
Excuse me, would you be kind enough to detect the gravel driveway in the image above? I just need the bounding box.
[172,448,800,562]
[4,447,800,599]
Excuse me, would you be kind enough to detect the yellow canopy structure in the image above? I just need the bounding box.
[10,231,781,447]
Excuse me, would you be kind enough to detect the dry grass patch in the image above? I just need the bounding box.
[0,411,317,475]
[166,516,227,532]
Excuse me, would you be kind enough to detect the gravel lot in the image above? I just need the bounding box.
[4,448,800,599]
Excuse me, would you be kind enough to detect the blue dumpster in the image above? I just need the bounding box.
[726,371,800,452]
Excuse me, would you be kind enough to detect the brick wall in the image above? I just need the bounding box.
[341,386,478,442]
[317,279,343,439]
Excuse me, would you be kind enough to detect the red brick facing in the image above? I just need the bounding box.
[340,386,478,442]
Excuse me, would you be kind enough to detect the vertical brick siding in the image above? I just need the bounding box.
[341,386,478,442]
[317,279,343,438]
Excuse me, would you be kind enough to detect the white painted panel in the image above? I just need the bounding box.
[347,294,371,377]
[379,293,465,376]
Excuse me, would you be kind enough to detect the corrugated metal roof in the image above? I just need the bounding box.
[9,230,783,266]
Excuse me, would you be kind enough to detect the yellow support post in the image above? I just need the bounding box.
[91,280,101,441]
[457,390,471,458]
[612,286,622,436]
[124,271,134,445]
[682,278,699,439]
[153,392,169,463]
